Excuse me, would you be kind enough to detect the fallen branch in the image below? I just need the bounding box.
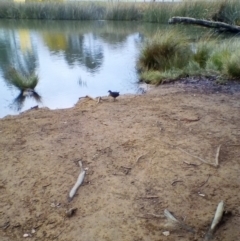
[204,201,225,241]
[168,17,240,33]
[178,145,221,167]
[68,161,86,202]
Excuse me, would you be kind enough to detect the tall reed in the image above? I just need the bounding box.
[0,0,239,23]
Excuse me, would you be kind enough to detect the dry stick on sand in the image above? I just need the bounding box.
[171,180,183,186]
[68,161,86,202]
[136,153,146,163]
[204,201,225,241]
[135,212,164,220]
[183,161,202,166]
[178,145,222,167]
[164,209,195,233]
[136,152,148,164]
[139,196,159,199]
[199,174,211,188]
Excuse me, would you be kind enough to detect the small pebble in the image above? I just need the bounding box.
[162,231,170,236]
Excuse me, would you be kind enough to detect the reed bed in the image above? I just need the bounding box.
[0,1,239,23]
[0,2,106,20]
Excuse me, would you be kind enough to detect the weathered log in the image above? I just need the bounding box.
[168,17,240,33]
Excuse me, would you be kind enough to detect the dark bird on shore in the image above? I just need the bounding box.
[108,90,119,101]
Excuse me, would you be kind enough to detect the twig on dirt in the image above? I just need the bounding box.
[136,153,148,164]
[178,147,211,166]
[178,146,221,167]
[215,145,221,167]
[198,192,206,197]
[112,173,125,176]
[138,196,159,199]
[164,209,179,223]
[120,166,132,175]
[135,215,156,219]
[183,161,202,166]
[204,201,224,241]
[53,228,66,239]
[147,213,164,218]
[135,213,164,219]
[171,180,183,186]
[164,209,195,233]
[136,213,163,219]
[120,166,132,169]
[68,161,86,202]
[1,222,10,230]
[180,117,200,122]
[199,174,211,188]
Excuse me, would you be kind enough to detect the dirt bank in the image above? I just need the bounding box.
[1,82,240,241]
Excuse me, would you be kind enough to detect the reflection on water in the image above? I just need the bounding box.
[0,20,207,118]
[10,89,42,111]
[0,20,146,118]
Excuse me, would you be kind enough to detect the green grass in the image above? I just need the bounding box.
[138,31,240,84]
[0,0,239,23]
[138,30,191,72]
[226,54,240,77]
[6,67,39,91]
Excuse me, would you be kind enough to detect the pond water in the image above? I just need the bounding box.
[0,20,207,118]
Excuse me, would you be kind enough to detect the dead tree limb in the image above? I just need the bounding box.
[168,17,240,33]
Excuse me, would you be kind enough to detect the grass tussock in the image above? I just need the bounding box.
[0,0,239,23]
[138,30,191,72]
[225,54,240,77]
[139,31,240,84]
[6,67,39,90]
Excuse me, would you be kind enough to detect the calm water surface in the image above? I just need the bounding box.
[0,20,147,118]
[0,20,206,118]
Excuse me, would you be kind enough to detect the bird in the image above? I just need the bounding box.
[108,90,119,101]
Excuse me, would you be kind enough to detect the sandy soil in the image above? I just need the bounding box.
[1,80,240,241]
